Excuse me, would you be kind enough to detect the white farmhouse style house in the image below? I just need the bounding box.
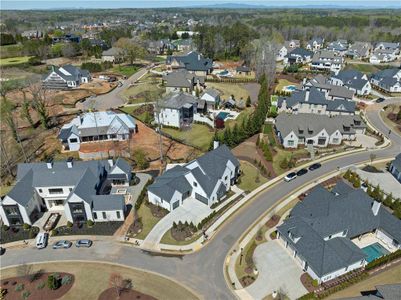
[58,111,137,151]
[275,113,366,148]
[277,181,401,284]
[370,69,401,93]
[310,50,344,73]
[43,65,91,89]
[330,70,372,96]
[147,144,240,214]
[0,158,132,226]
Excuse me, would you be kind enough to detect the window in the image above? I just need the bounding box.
[224,176,228,180]
[69,138,78,143]
[193,182,197,187]
[102,212,106,219]
[69,188,72,192]
[93,212,97,219]
[49,188,63,195]
[333,138,339,143]
[38,189,43,193]
[116,211,121,219]
[288,140,294,147]
[109,134,117,139]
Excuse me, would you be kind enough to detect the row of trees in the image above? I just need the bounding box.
[211,74,271,149]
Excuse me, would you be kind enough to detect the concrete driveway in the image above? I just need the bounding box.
[344,133,378,148]
[245,240,307,300]
[78,67,148,111]
[143,198,212,249]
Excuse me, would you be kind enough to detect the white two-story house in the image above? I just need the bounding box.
[43,64,91,89]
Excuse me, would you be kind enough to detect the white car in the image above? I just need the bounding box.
[284,172,297,182]
[36,232,49,249]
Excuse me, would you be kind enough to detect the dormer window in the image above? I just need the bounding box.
[193,182,197,187]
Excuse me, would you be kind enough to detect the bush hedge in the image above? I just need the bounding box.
[365,249,401,271]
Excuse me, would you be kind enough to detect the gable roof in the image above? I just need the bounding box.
[159,92,198,109]
[277,182,401,278]
[166,51,213,72]
[163,70,197,88]
[287,48,314,58]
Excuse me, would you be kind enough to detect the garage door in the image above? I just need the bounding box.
[195,193,209,205]
[172,201,180,210]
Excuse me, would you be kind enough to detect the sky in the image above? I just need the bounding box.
[1,0,400,10]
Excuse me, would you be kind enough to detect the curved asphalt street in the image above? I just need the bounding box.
[1,100,400,300]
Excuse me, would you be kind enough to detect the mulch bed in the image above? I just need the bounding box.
[240,275,256,287]
[98,288,156,300]
[0,226,39,244]
[300,273,317,293]
[55,222,123,236]
[265,215,280,228]
[1,272,74,300]
[147,202,168,218]
[171,224,196,242]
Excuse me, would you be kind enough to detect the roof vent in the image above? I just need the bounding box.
[46,158,53,169]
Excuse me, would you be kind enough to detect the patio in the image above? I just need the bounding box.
[351,232,396,253]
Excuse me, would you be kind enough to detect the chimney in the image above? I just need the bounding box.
[198,54,200,60]
[46,159,53,169]
[305,89,310,102]
[67,157,73,168]
[372,201,381,216]
[108,159,114,167]
[213,141,220,150]
[303,78,306,85]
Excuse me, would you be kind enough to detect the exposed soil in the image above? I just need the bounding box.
[300,273,317,293]
[171,224,196,242]
[240,275,256,287]
[1,272,74,300]
[98,287,156,300]
[147,201,168,218]
[232,134,276,178]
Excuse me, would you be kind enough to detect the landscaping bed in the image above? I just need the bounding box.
[0,226,39,244]
[98,288,156,300]
[1,272,74,300]
[54,222,123,236]
[170,222,197,242]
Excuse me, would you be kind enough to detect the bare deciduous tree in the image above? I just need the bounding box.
[109,273,133,298]
[251,39,277,87]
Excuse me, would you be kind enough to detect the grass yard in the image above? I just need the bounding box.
[160,229,202,246]
[206,82,250,102]
[272,147,309,175]
[275,79,299,92]
[0,185,13,197]
[344,63,380,74]
[162,124,214,151]
[225,107,255,129]
[120,74,164,104]
[111,65,139,77]
[238,161,268,192]
[135,203,163,240]
[0,262,199,300]
[0,44,23,58]
[0,56,33,67]
[327,265,401,299]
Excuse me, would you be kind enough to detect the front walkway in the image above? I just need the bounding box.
[244,240,307,300]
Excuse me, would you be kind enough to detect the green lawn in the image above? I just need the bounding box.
[225,107,254,128]
[0,44,23,58]
[0,185,13,197]
[135,203,163,240]
[160,229,202,246]
[263,124,276,146]
[111,65,140,77]
[344,63,380,74]
[238,161,268,192]
[119,105,154,124]
[0,56,33,67]
[206,82,250,103]
[120,74,164,104]
[275,79,299,92]
[162,124,214,151]
[272,147,309,175]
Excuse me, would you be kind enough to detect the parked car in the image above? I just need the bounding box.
[52,240,72,249]
[376,97,385,103]
[75,239,93,248]
[296,169,308,176]
[308,163,322,171]
[284,172,297,182]
[36,232,49,249]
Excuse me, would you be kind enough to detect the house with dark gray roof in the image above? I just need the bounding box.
[306,37,325,52]
[277,87,355,116]
[58,111,136,152]
[285,48,314,65]
[326,40,349,56]
[166,51,213,76]
[275,113,365,148]
[0,158,132,226]
[311,50,344,73]
[370,69,401,93]
[42,65,91,89]
[147,144,239,214]
[102,47,124,63]
[341,283,401,300]
[330,70,372,96]
[200,89,221,110]
[155,92,203,128]
[303,75,355,101]
[346,42,372,60]
[277,181,401,283]
[163,69,204,93]
[389,153,401,183]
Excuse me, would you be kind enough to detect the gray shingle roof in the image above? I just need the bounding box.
[164,70,196,88]
[148,145,239,203]
[159,92,198,109]
[92,195,124,211]
[391,153,401,173]
[166,51,213,72]
[277,182,401,278]
[341,283,401,300]
[287,48,314,58]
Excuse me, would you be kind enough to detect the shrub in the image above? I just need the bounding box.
[15,283,24,292]
[2,224,9,231]
[61,275,72,285]
[87,220,94,227]
[51,229,58,236]
[66,221,73,228]
[47,274,60,290]
[365,250,401,271]
[298,292,318,300]
[280,158,289,169]
[23,223,31,230]
[36,282,46,290]
[22,290,30,299]
[312,279,319,287]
